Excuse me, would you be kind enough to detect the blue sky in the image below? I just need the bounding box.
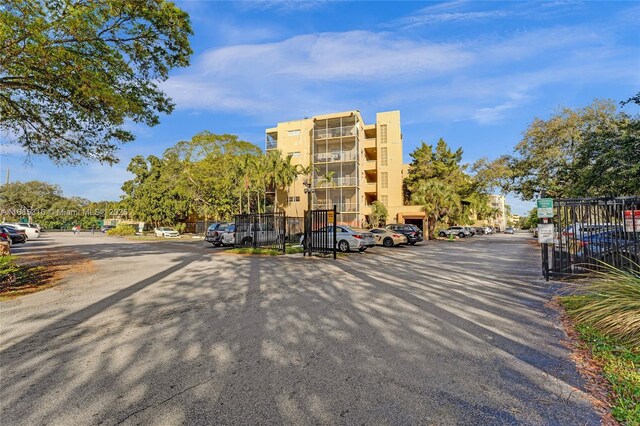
[1,0,639,215]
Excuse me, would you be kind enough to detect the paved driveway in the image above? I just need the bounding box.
[0,233,599,425]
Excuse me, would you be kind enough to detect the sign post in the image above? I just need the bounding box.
[537,197,554,281]
[537,198,554,218]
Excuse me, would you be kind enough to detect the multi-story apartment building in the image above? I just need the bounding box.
[266,110,425,228]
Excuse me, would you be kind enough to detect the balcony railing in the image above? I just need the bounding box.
[314,125,358,140]
[266,137,277,150]
[313,202,359,213]
[313,176,357,188]
[312,150,357,163]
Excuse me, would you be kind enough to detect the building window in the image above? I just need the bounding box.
[380,147,388,166]
[379,125,387,144]
[381,195,388,206]
[381,172,388,189]
[289,151,301,157]
[288,130,300,136]
[288,196,300,203]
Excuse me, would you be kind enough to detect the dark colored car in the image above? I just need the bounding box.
[0,225,27,245]
[384,223,423,245]
[100,225,116,233]
[205,222,230,246]
[576,228,638,268]
[474,227,486,235]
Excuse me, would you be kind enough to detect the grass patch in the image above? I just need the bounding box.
[1,250,95,299]
[560,264,640,425]
[0,255,50,298]
[226,245,304,256]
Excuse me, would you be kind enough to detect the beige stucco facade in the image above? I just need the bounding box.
[266,110,425,228]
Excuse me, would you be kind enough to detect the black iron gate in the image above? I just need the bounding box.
[234,212,286,253]
[303,206,337,259]
[542,197,639,279]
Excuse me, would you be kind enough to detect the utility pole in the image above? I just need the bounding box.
[5,168,9,186]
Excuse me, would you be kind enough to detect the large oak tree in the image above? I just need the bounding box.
[0,0,192,164]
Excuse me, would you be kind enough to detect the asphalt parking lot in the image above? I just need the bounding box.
[0,232,599,425]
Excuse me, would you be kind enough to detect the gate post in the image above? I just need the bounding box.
[333,205,337,259]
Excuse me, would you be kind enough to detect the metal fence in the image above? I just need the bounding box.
[303,207,337,259]
[543,197,639,278]
[233,212,286,253]
[285,217,304,244]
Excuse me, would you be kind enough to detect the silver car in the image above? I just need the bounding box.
[303,225,375,252]
[438,226,473,238]
[220,224,236,246]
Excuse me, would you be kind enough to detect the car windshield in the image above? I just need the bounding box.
[207,224,219,231]
[226,224,235,231]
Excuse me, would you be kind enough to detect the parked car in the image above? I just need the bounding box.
[504,227,515,234]
[0,229,10,246]
[6,223,39,239]
[154,227,179,238]
[384,224,423,245]
[484,227,493,234]
[235,222,284,246]
[220,224,236,246]
[204,222,230,246]
[575,228,639,268]
[473,227,485,235]
[0,225,27,245]
[438,226,472,238]
[369,228,408,247]
[100,224,116,233]
[301,225,375,252]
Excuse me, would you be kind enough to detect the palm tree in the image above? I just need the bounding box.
[274,153,298,211]
[410,179,462,239]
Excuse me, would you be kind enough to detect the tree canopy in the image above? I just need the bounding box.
[0,180,114,228]
[502,99,640,199]
[403,138,498,238]
[0,0,193,164]
[121,131,305,225]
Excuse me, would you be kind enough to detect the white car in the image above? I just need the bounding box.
[220,224,236,246]
[154,227,179,238]
[5,223,40,239]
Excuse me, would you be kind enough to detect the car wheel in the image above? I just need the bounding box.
[383,237,394,247]
[241,236,253,246]
[213,242,220,246]
[338,240,350,253]
[438,232,446,237]
[458,232,465,238]
[359,247,367,252]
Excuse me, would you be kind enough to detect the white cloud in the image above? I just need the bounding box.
[160,20,638,127]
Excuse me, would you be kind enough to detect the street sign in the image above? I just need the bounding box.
[538,223,554,244]
[327,211,334,223]
[537,198,554,218]
[624,210,640,233]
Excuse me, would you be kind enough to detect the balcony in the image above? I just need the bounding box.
[313,202,359,213]
[312,150,357,163]
[313,176,357,188]
[314,125,358,140]
[364,138,376,148]
[266,136,277,150]
[364,160,377,171]
[364,181,377,192]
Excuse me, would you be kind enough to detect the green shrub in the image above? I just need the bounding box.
[106,224,137,236]
[564,263,640,346]
[0,256,21,283]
